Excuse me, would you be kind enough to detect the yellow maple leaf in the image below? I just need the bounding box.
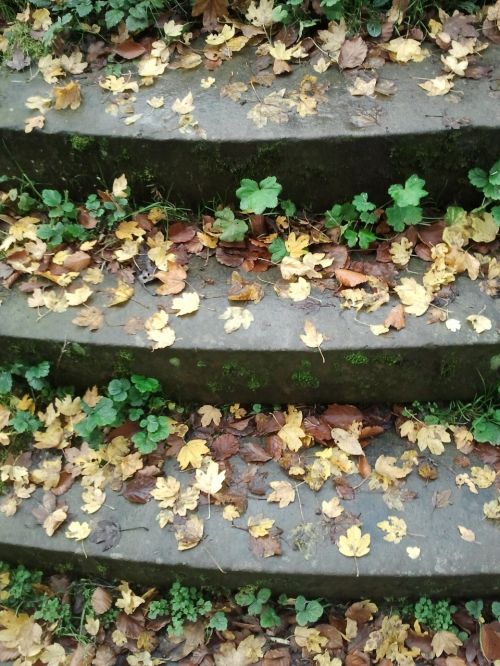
[416,424,450,455]
[172,291,200,316]
[286,277,311,302]
[65,521,91,541]
[177,439,209,470]
[175,515,204,550]
[321,497,344,519]
[194,459,225,495]
[247,515,275,537]
[419,74,454,96]
[331,427,364,456]
[198,404,222,427]
[53,81,82,110]
[294,626,328,655]
[65,285,92,306]
[466,314,492,333]
[278,407,308,451]
[300,320,324,349]
[172,91,194,114]
[116,581,145,614]
[107,280,134,306]
[457,525,475,542]
[338,525,370,557]
[394,277,432,316]
[151,476,180,508]
[267,480,296,508]
[115,220,145,240]
[223,504,241,520]
[377,516,407,543]
[383,37,428,63]
[285,231,309,258]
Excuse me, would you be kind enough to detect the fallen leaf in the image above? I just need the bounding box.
[338,525,370,557]
[172,291,200,316]
[458,525,475,542]
[300,320,324,350]
[267,481,295,508]
[466,314,492,333]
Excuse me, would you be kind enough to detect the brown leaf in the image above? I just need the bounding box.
[339,37,368,69]
[123,472,157,503]
[91,587,113,615]
[63,251,91,272]
[191,0,228,29]
[116,610,145,639]
[335,268,369,287]
[168,223,197,243]
[384,303,406,330]
[263,647,291,665]
[323,404,363,429]
[335,477,355,500]
[240,441,272,463]
[114,39,147,59]
[212,433,240,460]
[480,622,500,661]
[346,650,370,665]
[432,489,452,509]
[250,525,282,558]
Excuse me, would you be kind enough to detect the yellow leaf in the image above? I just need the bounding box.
[194,459,225,495]
[331,427,364,455]
[419,74,454,96]
[72,306,103,331]
[470,465,496,489]
[300,320,324,349]
[151,476,180,508]
[370,324,390,336]
[278,407,308,452]
[286,277,311,302]
[147,95,164,108]
[390,237,413,266]
[383,37,428,63]
[177,439,209,470]
[32,8,52,30]
[172,291,200,316]
[201,77,215,88]
[112,174,128,199]
[172,91,194,114]
[432,630,463,657]
[338,525,370,557]
[394,277,432,316]
[43,507,68,537]
[175,515,204,550]
[377,516,407,543]
[457,525,475,542]
[115,220,145,240]
[53,81,82,110]
[25,114,45,133]
[416,424,450,455]
[267,480,295,508]
[469,212,497,243]
[116,581,145,614]
[107,280,134,306]
[321,496,344,519]
[65,521,91,541]
[206,24,235,45]
[294,626,328,655]
[247,515,275,537]
[198,404,222,427]
[219,306,254,333]
[65,285,93,306]
[223,504,240,520]
[285,231,309,258]
[466,314,492,333]
[483,498,500,520]
[406,546,421,559]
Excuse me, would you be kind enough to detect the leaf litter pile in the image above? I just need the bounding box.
[0,164,498,348]
[0,363,500,663]
[1,1,500,134]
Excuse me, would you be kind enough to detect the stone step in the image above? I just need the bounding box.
[0,429,498,599]
[0,46,499,209]
[0,258,498,404]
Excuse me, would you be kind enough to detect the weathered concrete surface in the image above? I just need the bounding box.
[0,258,498,403]
[0,47,499,208]
[0,433,498,599]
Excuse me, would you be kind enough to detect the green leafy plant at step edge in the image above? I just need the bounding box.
[293,595,325,625]
[236,177,282,215]
[404,389,500,446]
[235,586,280,628]
[324,174,428,249]
[0,360,51,395]
[147,581,213,636]
[74,373,169,453]
[444,158,500,229]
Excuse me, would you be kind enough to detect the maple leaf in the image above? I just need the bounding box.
[172,291,200,316]
[466,314,492,333]
[419,75,454,96]
[377,516,407,543]
[294,626,328,655]
[172,92,194,115]
[65,285,93,306]
[278,407,308,451]
[416,424,451,455]
[107,280,134,307]
[177,439,209,470]
[219,306,254,333]
[198,404,222,427]
[286,277,311,302]
[285,232,309,258]
[383,37,429,63]
[175,515,204,550]
[394,277,432,316]
[321,497,344,519]
[144,310,176,350]
[53,81,82,110]
[338,525,370,557]
[406,546,421,559]
[432,630,463,657]
[215,634,266,665]
[151,476,180,508]
[331,427,364,456]
[192,0,228,30]
[65,521,91,541]
[247,515,275,537]
[116,581,145,614]
[236,177,282,214]
[195,459,225,495]
[72,306,103,331]
[267,480,295,508]
[300,320,324,351]
[25,114,45,133]
[247,88,295,128]
[245,0,273,27]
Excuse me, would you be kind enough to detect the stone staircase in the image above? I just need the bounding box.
[0,47,499,602]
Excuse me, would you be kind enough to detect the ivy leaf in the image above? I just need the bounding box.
[236,176,282,214]
[213,208,248,242]
[388,175,428,207]
[268,237,288,263]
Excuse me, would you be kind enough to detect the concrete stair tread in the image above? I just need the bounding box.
[0,430,498,598]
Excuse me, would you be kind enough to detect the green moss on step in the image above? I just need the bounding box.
[292,360,319,388]
[113,350,134,375]
[345,352,369,366]
[69,135,95,152]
